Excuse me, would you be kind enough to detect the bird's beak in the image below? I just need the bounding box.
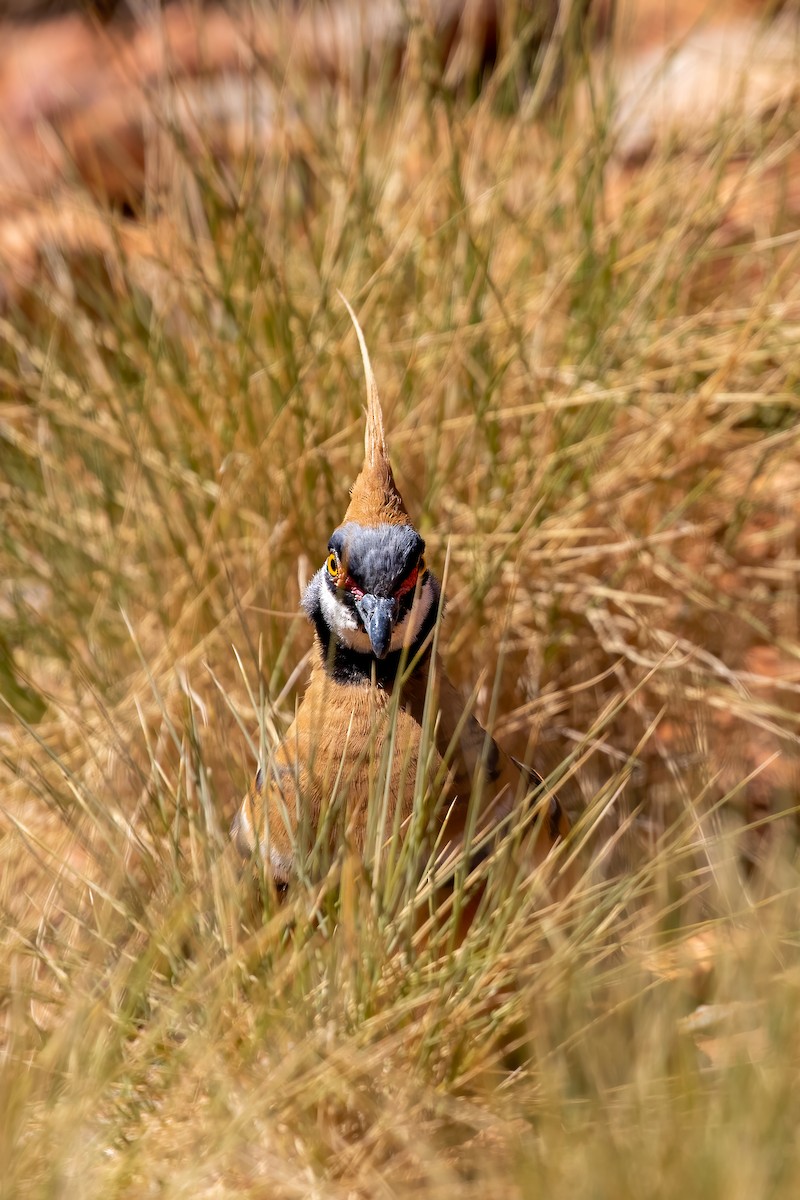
[355,594,397,659]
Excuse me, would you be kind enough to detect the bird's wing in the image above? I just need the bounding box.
[403,655,570,861]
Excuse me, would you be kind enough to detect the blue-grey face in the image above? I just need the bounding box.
[328,523,424,596]
[306,521,436,661]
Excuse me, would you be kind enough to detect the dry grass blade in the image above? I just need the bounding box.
[1,2,800,1197]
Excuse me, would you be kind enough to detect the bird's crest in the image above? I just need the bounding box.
[338,292,411,528]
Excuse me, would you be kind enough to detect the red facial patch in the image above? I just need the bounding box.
[342,575,365,600]
[339,565,421,601]
[394,566,419,599]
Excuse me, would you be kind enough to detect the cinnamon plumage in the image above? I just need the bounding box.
[233,300,570,896]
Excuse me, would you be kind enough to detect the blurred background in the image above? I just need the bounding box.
[1,3,800,1196]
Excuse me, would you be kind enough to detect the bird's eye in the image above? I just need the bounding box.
[326,552,338,578]
[419,555,426,573]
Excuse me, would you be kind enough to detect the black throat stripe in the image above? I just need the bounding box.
[309,591,439,687]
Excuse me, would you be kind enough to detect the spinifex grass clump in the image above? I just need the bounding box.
[1,5,800,1197]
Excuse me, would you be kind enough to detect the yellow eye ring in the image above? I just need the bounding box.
[326,552,338,578]
[419,555,426,573]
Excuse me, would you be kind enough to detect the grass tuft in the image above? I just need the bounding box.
[1,3,800,1195]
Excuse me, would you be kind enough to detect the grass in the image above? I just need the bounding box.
[1,3,800,1196]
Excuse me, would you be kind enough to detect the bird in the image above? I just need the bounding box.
[232,298,571,910]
